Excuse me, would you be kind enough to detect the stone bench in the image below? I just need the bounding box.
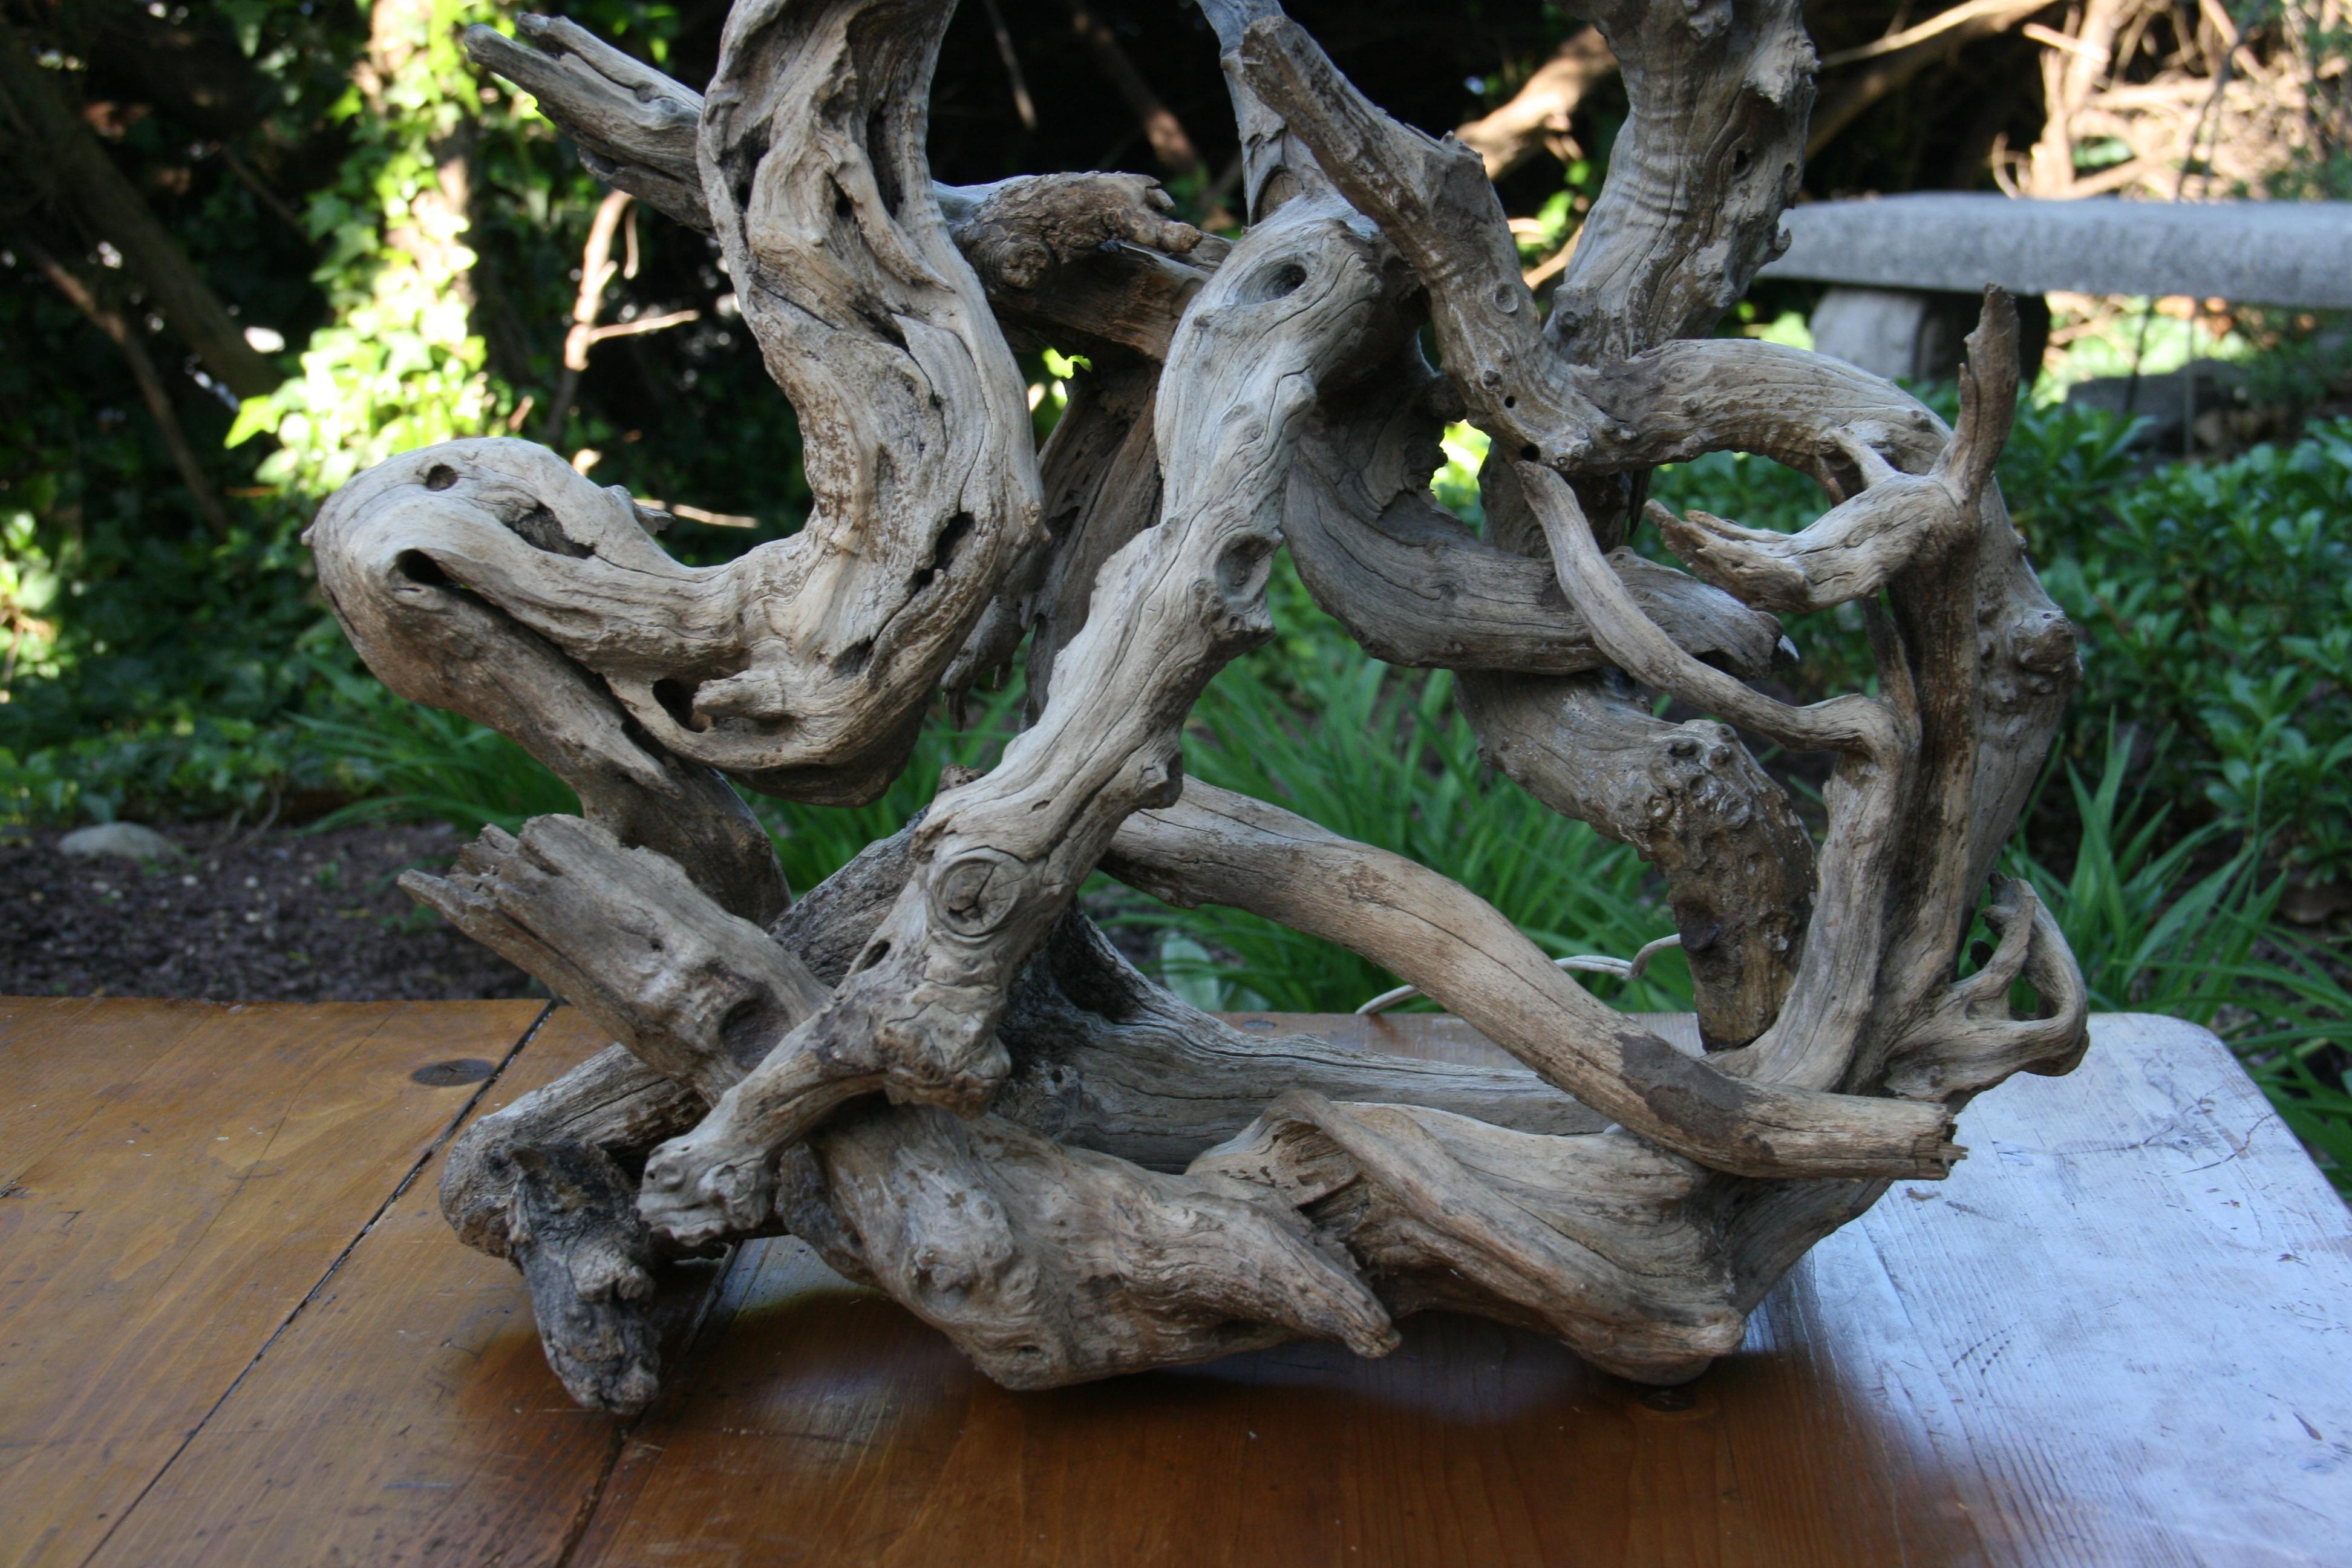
[1757,193,2352,386]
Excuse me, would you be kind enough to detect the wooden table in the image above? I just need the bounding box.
[4,998,2347,1567]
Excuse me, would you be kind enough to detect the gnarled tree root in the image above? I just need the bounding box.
[318,0,2101,1416]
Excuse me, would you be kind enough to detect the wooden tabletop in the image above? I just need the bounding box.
[2,998,2347,1568]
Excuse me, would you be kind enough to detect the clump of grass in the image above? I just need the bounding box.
[302,668,1025,898]
[299,697,577,835]
[1114,560,1684,1014]
[2007,725,2352,1187]
[743,681,1024,895]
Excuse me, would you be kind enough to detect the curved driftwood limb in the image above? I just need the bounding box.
[1523,462,1915,1090]
[468,17,1218,359]
[1455,670,1812,1047]
[1276,356,1786,678]
[953,351,1166,714]
[1527,462,1909,761]
[1285,490,1784,677]
[1880,880,2090,1102]
[429,808,1585,1405]
[1645,301,2020,618]
[1229,1,1808,457]
[1541,0,1813,367]
[1529,458,1921,1094]
[401,816,826,1102]
[763,821,1609,1164]
[637,194,1407,1247]
[935,174,1224,361]
[1003,910,1613,1168]
[1018,353,1163,708]
[671,0,1038,794]
[306,443,789,923]
[1194,1092,1742,1383]
[1105,782,1961,1181]
[1229,15,1585,439]
[437,1044,701,1414]
[1227,9,1837,1050]
[323,5,1052,815]
[501,1138,669,1414]
[464,17,709,230]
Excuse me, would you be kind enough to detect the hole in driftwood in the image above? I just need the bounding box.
[718,998,777,1071]
[653,677,705,731]
[1247,261,1309,303]
[506,502,593,559]
[864,107,903,216]
[423,464,458,491]
[906,511,975,597]
[718,133,763,216]
[395,550,452,588]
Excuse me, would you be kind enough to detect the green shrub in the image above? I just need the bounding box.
[2035,422,2352,880]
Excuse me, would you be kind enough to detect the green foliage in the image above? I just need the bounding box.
[1,0,800,824]
[745,681,1025,897]
[227,0,522,494]
[2034,420,2352,880]
[292,669,1025,900]
[297,684,578,836]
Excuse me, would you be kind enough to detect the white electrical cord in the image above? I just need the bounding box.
[1351,932,1684,1017]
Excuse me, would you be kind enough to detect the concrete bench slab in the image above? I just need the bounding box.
[1760,193,2352,308]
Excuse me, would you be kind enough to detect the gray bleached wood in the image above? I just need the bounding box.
[314,0,2094,1410]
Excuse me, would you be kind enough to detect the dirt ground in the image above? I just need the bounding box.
[0,820,536,1002]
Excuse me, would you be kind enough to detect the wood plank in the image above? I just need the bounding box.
[3,995,194,1183]
[83,1008,700,1568]
[1796,1013,2352,1568]
[0,997,546,1568]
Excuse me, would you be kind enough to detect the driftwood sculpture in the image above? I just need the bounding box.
[309,0,2088,1413]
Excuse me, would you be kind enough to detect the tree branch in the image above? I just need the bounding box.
[0,16,276,398]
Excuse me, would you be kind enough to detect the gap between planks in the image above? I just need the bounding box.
[73,999,557,1568]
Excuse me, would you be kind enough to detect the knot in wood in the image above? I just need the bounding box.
[933,849,1027,938]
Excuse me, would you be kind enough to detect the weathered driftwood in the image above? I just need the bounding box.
[312,0,2091,1414]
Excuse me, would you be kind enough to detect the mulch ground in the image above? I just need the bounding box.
[0,821,535,1002]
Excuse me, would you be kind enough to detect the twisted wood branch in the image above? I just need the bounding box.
[305,0,2097,1414]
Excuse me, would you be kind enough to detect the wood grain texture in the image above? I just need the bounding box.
[75,1007,657,1568]
[7,1003,2350,1566]
[0,996,545,1568]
